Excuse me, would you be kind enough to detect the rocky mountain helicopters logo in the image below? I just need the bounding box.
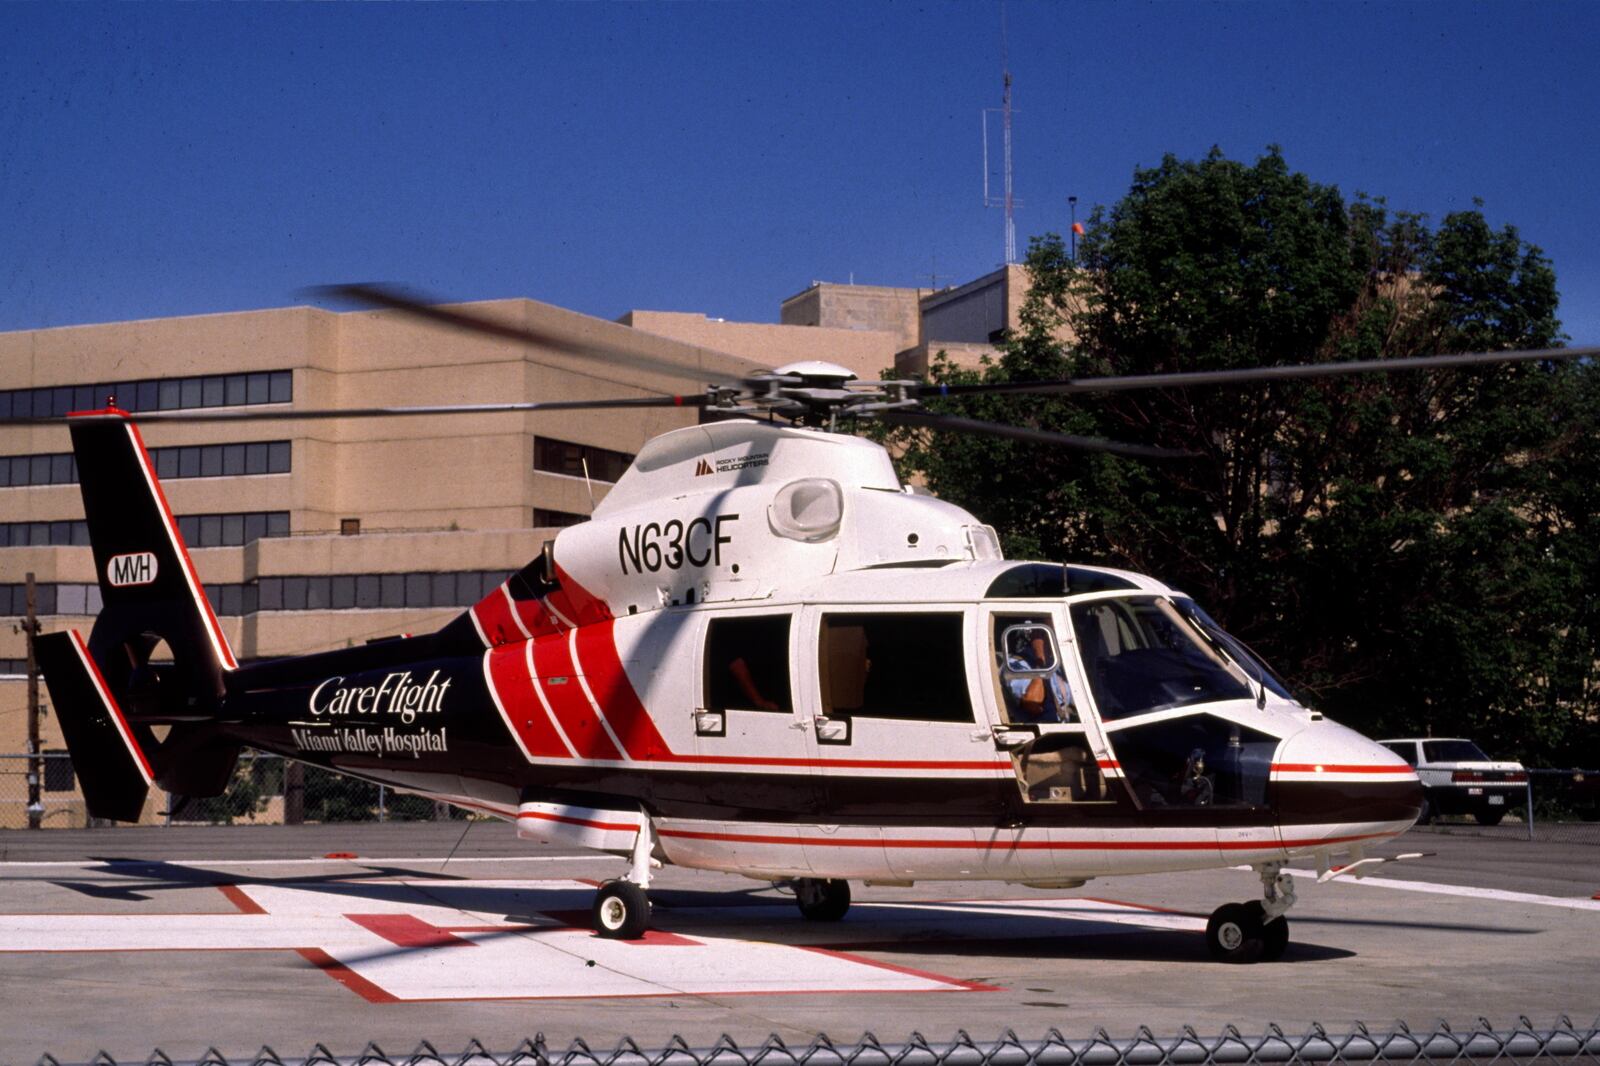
[693,452,770,477]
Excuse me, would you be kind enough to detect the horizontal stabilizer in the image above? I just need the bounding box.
[36,631,154,823]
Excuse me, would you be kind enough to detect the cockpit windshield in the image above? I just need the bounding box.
[1174,597,1298,702]
[1070,596,1252,719]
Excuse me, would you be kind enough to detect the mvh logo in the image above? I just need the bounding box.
[107,552,159,587]
[694,458,715,476]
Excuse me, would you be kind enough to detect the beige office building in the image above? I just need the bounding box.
[0,268,1032,827]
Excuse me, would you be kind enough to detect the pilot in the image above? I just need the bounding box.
[1179,747,1215,806]
[1005,631,1074,724]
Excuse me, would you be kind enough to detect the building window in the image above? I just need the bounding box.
[3,442,290,489]
[0,369,291,421]
[0,520,90,547]
[1,569,510,619]
[534,437,634,483]
[248,570,509,616]
[173,511,290,548]
[533,507,587,529]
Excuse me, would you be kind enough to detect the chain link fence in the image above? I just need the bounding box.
[31,1018,1600,1066]
[0,751,465,829]
[1414,769,1600,845]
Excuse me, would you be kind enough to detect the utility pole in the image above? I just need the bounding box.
[24,573,43,830]
[1069,196,1079,262]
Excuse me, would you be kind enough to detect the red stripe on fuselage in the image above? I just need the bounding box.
[512,595,566,638]
[1272,763,1415,775]
[487,643,569,758]
[530,631,623,761]
[517,809,639,833]
[549,562,612,627]
[657,828,1393,852]
[573,620,673,760]
[471,585,522,647]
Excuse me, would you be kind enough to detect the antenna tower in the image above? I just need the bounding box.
[981,5,1020,264]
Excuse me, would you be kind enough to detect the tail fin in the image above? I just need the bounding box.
[35,410,243,815]
[70,410,236,711]
[35,630,154,822]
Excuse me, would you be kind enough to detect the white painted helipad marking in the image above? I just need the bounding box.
[1283,868,1600,912]
[0,878,988,1002]
[0,855,595,869]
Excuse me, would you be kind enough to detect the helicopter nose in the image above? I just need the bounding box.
[1272,720,1423,838]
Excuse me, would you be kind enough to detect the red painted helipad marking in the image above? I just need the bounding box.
[217,884,267,915]
[347,914,477,949]
[0,878,981,1001]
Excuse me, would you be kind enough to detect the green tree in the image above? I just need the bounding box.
[887,147,1592,762]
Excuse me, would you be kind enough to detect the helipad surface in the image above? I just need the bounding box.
[1,826,1595,1065]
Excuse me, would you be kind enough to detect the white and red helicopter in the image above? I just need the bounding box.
[15,286,1591,962]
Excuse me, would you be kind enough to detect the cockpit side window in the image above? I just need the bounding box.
[992,615,1077,725]
[1070,596,1252,720]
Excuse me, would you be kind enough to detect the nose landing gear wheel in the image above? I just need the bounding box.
[1207,900,1290,963]
[593,879,650,939]
[1206,902,1263,963]
[1258,908,1290,962]
[793,878,851,921]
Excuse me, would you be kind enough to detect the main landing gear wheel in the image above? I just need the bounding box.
[593,879,650,939]
[794,878,851,921]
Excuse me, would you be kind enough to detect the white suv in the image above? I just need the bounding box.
[1378,738,1527,826]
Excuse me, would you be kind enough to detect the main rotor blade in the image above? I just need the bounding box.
[305,282,750,387]
[921,345,1599,399]
[877,409,1198,459]
[0,395,710,428]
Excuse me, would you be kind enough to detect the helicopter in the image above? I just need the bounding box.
[10,284,1593,964]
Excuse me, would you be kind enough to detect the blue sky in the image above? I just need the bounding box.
[2,2,1595,345]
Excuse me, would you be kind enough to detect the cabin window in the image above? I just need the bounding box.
[819,612,972,723]
[705,615,793,713]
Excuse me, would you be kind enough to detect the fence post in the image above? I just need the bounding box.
[1525,777,1535,841]
[284,761,304,825]
[25,573,43,830]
